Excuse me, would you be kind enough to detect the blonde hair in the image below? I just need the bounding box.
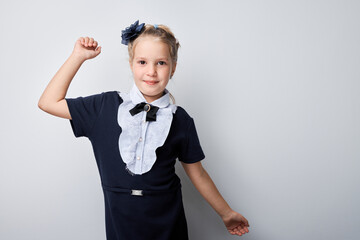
[127,24,180,104]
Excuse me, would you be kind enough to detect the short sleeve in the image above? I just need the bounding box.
[65,92,105,138]
[178,118,205,163]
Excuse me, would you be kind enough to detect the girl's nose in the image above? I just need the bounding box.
[146,64,157,76]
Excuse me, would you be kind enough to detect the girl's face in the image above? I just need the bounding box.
[130,36,176,103]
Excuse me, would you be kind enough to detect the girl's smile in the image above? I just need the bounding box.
[144,80,159,85]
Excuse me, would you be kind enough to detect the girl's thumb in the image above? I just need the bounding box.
[96,46,102,55]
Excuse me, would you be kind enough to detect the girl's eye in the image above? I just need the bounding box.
[139,60,146,65]
[158,61,166,65]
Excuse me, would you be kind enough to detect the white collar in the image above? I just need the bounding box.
[130,83,171,109]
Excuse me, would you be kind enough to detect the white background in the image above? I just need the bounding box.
[1,0,359,239]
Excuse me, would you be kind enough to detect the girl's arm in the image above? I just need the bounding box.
[38,37,101,119]
[181,161,250,237]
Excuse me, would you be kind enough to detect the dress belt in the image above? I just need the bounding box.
[101,183,181,197]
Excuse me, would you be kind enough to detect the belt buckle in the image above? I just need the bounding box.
[131,189,143,196]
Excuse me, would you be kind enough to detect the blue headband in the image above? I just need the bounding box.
[154,24,158,29]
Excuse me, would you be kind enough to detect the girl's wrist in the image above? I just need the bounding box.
[220,207,234,220]
[70,52,87,63]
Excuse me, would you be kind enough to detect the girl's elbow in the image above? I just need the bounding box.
[38,99,51,112]
[38,100,46,111]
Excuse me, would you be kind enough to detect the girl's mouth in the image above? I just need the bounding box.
[144,80,159,85]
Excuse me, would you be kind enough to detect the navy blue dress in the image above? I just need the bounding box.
[65,91,205,240]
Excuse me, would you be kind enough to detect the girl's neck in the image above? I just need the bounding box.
[143,91,165,103]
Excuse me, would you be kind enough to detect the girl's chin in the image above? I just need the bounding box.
[141,91,165,102]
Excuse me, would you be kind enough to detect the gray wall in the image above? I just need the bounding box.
[1,0,359,239]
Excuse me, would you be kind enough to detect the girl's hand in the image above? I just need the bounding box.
[222,210,250,237]
[71,37,101,61]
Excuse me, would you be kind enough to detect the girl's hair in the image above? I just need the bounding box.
[128,24,180,104]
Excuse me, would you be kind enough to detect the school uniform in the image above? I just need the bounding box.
[65,84,205,240]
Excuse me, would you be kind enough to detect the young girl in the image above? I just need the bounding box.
[38,20,249,239]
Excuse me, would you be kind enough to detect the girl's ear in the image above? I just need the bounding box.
[171,62,177,78]
[129,60,134,72]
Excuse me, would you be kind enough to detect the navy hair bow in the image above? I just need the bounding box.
[121,20,145,45]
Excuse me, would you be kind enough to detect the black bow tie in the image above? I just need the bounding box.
[129,102,160,121]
